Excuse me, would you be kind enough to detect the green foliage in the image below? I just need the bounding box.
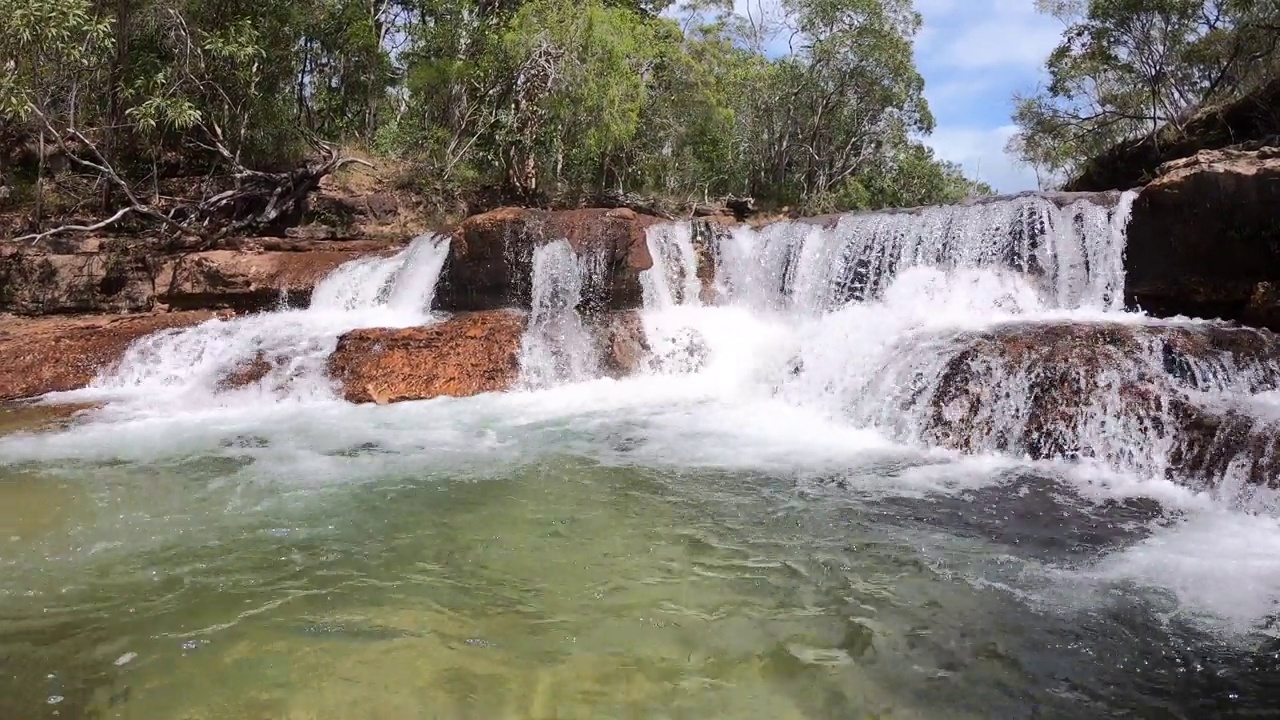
[1011,0,1280,182]
[1,0,991,215]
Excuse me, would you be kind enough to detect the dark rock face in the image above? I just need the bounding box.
[919,321,1280,489]
[327,310,526,404]
[1125,148,1280,328]
[437,207,661,312]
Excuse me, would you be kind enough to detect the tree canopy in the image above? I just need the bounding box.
[1009,0,1280,184]
[0,0,993,238]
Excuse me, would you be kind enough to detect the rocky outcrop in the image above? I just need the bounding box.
[437,207,661,312]
[327,310,526,404]
[1067,77,1280,192]
[0,237,402,315]
[155,244,398,311]
[1125,147,1280,328]
[0,311,217,400]
[916,320,1280,488]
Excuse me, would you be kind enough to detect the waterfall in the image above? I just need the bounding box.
[641,223,702,309]
[91,233,451,401]
[517,240,601,388]
[635,191,1280,497]
[713,194,1133,315]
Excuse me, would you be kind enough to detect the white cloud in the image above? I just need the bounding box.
[926,124,1044,193]
[915,0,1064,192]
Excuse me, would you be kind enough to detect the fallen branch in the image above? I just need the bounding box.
[13,206,135,243]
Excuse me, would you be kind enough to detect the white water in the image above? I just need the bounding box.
[12,190,1280,641]
[517,240,601,388]
[64,233,450,406]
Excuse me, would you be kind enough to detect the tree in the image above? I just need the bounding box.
[1009,0,1280,180]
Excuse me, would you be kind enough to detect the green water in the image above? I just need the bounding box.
[2,417,1278,720]
[1,454,956,720]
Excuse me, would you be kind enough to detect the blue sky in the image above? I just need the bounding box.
[713,0,1065,192]
[911,0,1065,191]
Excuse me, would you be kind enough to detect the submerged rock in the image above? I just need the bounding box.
[1125,147,1280,329]
[327,310,526,404]
[438,207,661,312]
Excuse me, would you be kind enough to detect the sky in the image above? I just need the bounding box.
[716,0,1066,192]
[911,0,1065,192]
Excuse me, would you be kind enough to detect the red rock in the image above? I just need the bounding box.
[327,310,526,404]
[0,311,216,400]
[439,207,662,311]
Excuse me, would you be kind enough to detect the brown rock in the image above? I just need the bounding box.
[438,207,663,312]
[1125,147,1280,328]
[0,240,156,314]
[155,248,395,311]
[594,311,651,378]
[0,237,406,316]
[327,310,526,404]
[914,320,1280,488]
[0,311,216,400]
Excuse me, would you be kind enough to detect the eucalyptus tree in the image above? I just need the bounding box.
[1010,0,1280,180]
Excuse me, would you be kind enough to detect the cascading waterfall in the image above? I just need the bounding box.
[88,232,451,402]
[14,190,1280,717]
[714,193,1133,314]
[517,240,601,388]
[641,222,702,309]
[637,191,1280,497]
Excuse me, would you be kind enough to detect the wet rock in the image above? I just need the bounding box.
[0,311,216,400]
[0,238,405,316]
[0,401,101,434]
[647,326,710,374]
[215,352,274,391]
[916,321,1280,489]
[156,247,398,312]
[594,311,651,378]
[438,207,662,312]
[1125,147,1280,328]
[690,217,731,303]
[327,310,526,404]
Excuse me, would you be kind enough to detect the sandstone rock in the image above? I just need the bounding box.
[328,310,526,404]
[913,320,1280,488]
[594,312,650,378]
[0,237,405,316]
[438,207,662,312]
[1125,147,1280,328]
[1067,77,1280,192]
[155,247,395,311]
[0,311,216,400]
[0,240,156,314]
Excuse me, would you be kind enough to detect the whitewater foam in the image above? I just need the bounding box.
[63,233,450,406]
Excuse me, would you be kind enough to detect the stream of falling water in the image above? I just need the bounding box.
[6,193,1280,719]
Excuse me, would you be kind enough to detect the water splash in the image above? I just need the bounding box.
[85,233,451,403]
[518,241,601,388]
